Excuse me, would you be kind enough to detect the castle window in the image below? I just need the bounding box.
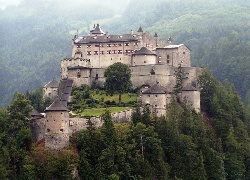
[150,69,155,75]
[100,51,105,55]
[158,60,161,63]
[118,43,122,46]
[77,45,81,48]
[183,51,185,54]
[94,51,98,55]
[125,50,130,54]
[125,43,129,46]
[167,60,170,63]
[134,42,139,46]
[95,74,99,80]
[148,95,150,97]
[47,129,50,132]
[113,50,117,54]
[155,104,157,107]
[60,129,63,132]
[77,74,81,78]
[69,120,73,126]
[107,50,112,54]
[107,44,112,47]
[118,50,123,54]
[155,95,158,97]
[167,55,170,59]
[144,61,146,63]
[95,44,99,47]
[87,51,91,55]
[87,45,91,48]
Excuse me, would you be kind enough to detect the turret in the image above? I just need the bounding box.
[154,32,158,47]
[44,99,70,150]
[137,26,143,46]
[43,79,59,100]
[90,23,105,36]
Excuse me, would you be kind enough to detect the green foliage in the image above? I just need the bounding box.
[104,62,132,104]
[26,87,53,112]
[173,65,183,96]
[69,84,137,116]
[0,71,249,179]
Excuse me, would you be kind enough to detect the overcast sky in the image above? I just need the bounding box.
[0,0,20,9]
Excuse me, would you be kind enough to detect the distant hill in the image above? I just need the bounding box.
[0,0,249,107]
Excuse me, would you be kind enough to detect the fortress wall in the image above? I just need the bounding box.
[181,91,200,112]
[132,55,157,66]
[111,109,132,123]
[182,67,203,87]
[156,48,176,65]
[43,87,58,99]
[68,109,132,135]
[30,118,45,142]
[69,117,103,134]
[141,93,167,109]
[176,45,191,67]
[68,69,91,87]
[45,133,69,150]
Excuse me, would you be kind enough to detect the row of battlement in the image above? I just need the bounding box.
[62,58,91,62]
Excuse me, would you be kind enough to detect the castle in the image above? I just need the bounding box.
[32,24,202,150]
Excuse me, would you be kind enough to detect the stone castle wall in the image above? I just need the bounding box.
[32,109,133,146]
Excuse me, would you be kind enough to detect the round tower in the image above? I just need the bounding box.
[44,99,70,150]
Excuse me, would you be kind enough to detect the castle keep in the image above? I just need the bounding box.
[38,24,202,149]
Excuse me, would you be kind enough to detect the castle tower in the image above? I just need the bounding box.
[30,109,45,142]
[181,84,200,112]
[43,79,59,100]
[141,84,170,116]
[131,47,157,66]
[138,26,143,46]
[44,99,70,150]
[154,32,158,47]
[90,23,105,36]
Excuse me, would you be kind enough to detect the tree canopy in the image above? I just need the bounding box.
[104,62,132,104]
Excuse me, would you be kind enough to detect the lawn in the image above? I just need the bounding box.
[91,90,138,104]
[80,107,132,117]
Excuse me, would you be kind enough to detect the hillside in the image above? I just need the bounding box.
[0,70,249,179]
[0,0,250,107]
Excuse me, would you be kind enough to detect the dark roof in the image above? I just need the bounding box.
[45,98,69,112]
[30,109,43,117]
[133,47,156,56]
[142,84,166,94]
[138,26,143,32]
[91,23,104,35]
[65,79,73,87]
[63,86,72,94]
[75,34,139,44]
[44,79,59,88]
[182,84,197,91]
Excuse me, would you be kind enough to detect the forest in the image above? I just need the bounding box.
[0,1,250,178]
[0,69,249,179]
[0,0,249,108]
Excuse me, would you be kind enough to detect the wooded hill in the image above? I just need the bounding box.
[0,69,249,179]
[0,0,249,109]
